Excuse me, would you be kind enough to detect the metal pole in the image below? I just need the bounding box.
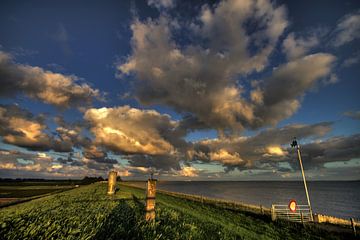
[296,146,313,221]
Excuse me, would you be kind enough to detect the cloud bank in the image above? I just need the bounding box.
[0,51,101,108]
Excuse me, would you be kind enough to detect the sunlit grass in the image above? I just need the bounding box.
[0,182,356,240]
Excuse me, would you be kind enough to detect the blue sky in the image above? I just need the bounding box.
[0,0,359,180]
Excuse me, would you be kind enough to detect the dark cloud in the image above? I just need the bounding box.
[0,104,90,152]
[191,122,334,171]
[126,154,181,171]
[291,134,360,169]
[252,54,336,128]
[0,51,101,108]
[82,146,118,164]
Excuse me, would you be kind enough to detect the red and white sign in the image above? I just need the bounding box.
[288,199,297,212]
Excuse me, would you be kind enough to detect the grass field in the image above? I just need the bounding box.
[0,182,357,240]
[0,185,74,198]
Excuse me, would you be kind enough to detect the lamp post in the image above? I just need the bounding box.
[291,138,313,221]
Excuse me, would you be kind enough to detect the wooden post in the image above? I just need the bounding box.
[351,218,357,236]
[271,205,276,221]
[300,212,304,226]
[107,171,117,195]
[260,205,264,215]
[145,179,157,221]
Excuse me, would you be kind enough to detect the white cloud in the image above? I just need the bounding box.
[332,10,360,47]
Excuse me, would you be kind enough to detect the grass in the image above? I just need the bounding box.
[0,182,357,240]
[0,185,74,198]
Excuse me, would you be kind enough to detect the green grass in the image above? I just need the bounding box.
[0,185,74,198]
[0,182,357,240]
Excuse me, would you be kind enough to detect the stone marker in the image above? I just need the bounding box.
[107,171,117,195]
[145,178,157,221]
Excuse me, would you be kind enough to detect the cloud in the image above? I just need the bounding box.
[343,111,360,120]
[119,0,288,132]
[253,53,336,127]
[84,106,187,156]
[292,134,360,169]
[0,51,101,108]
[0,104,89,152]
[0,148,115,179]
[148,0,175,9]
[0,104,54,151]
[341,53,360,68]
[176,166,199,177]
[191,122,333,170]
[282,32,320,60]
[52,23,72,55]
[331,10,360,47]
[125,154,181,171]
[82,145,118,164]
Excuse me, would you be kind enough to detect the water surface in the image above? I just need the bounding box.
[153,181,360,219]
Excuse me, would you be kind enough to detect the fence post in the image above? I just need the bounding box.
[271,205,276,221]
[351,218,357,236]
[300,212,304,226]
[145,178,157,221]
[260,205,264,215]
[107,171,117,195]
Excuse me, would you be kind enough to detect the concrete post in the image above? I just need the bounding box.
[107,171,117,195]
[271,205,276,221]
[351,218,357,236]
[145,179,157,221]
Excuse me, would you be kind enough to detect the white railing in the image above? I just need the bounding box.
[271,204,313,223]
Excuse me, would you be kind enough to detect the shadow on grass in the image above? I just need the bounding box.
[92,195,146,240]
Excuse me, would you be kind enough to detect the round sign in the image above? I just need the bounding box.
[288,199,297,212]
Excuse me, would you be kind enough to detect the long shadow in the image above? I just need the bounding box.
[92,195,146,240]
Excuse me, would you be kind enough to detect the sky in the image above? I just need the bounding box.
[0,0,359,180]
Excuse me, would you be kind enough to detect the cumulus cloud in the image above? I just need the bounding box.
[176,166,199,177]
[282,32,320,60]
[253,53,336,127]
[290,134,360,169]
[119,0,337,133]
[0,105,89,152]
[119,0,288,132]
[0,104,55,151]
[0,149,117,179]
[0,51,101,108]
[331,10,360,47]
[191,122,333,170]
[84,106,188,156]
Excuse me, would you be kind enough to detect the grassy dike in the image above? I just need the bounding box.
[0,182,357,240]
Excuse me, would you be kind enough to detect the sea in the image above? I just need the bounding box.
[151,181,360,220]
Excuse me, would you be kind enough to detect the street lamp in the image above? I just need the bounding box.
[291,137,314,221]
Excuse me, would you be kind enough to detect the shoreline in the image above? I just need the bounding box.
[121,182,359,228]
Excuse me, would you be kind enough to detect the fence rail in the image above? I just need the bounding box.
[271,204,312,223]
